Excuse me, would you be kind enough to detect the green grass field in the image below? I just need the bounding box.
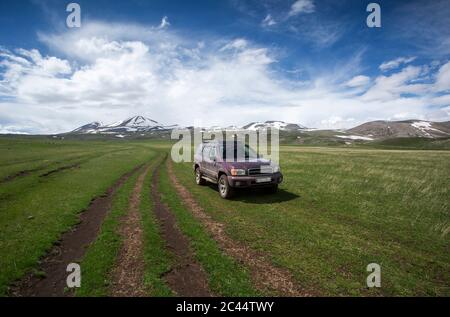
[76,167,143,296]
[0,137,448,296]
[170,147,450,296]
[0,137,157,295]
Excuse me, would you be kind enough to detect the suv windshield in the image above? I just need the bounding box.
[220,141,258,161]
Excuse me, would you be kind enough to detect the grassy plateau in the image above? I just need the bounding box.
[0,137,157,295]
[0,136,448,296]
[171,146,450,296]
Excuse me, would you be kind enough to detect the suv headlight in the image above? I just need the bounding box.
[230,168,246,176]
[272,165,280,173]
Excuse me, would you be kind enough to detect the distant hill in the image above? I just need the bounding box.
[348,120,450,139]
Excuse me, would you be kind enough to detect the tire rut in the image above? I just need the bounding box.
[0,169,38,184]
[110,165,150,297]
[1,150,128,185]
[151,158,212,297]
[9,164,144,297]
[39,163,80,178]
[167,159,312,297]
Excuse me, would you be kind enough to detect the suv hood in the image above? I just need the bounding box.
[223,158,273,170]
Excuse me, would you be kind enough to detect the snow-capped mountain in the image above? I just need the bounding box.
[242,121,307,131]
[193,121,307,133]
[72,121,103,133]
[347,120,450,139]
[71,116,177,135]
[71,117,307,136]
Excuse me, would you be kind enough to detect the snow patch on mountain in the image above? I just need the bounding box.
[410,121,447,137]
[335,135,374,141]
[242,121,306,131]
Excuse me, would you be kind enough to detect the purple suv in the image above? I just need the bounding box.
[193,140,283,199]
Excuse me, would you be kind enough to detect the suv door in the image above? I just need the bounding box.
[208,145,219,181]
[201,145,213,178]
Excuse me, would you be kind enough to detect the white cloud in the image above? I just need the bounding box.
[220,38,248,51]
[434,61,450,92]
[0,20,449,134]
[379,56,416,71]
[0,124,30,135]
[289,0,315,17]
[261,14,276,27]
[158,16,170,29]
[361,66,428,101]
[287,18,345,48]
[37,20,181,62]
[345,75,370,87]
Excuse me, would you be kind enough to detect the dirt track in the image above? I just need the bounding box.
[110,165,150,297]
[10,154,306,297]
[10,165,142,297]
[10,157,213,297]
[150,163,212,297]
[167,159,310,296]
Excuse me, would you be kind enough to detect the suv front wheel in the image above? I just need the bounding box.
[195,167,206,185]
[218,174,234,199]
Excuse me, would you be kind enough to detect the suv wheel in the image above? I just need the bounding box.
[218,174,234,199]
[195,167,206,185]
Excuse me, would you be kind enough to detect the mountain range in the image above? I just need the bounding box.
[71,116,307,136]
[69,115,450,142]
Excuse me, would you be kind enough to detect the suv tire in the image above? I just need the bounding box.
[195,167,206,185]
[218,174,234,199]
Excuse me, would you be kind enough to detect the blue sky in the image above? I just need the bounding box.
[0,0,449,133]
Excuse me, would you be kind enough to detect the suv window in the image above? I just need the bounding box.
[209,146,217,161]
[195,144,204,157]
[202,145,210,162]
[220,142,257,161]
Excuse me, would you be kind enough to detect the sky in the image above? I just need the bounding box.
[0,0,450,134]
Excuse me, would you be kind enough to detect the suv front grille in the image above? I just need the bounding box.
[248,166,273,175]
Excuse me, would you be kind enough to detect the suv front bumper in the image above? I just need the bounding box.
[227,172,283,188]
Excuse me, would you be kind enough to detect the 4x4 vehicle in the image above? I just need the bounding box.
[193,140,283,199]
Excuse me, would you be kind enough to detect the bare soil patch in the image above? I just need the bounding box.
[167,160,311,296]
[151,164,212,297]
[9,165,143,297]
